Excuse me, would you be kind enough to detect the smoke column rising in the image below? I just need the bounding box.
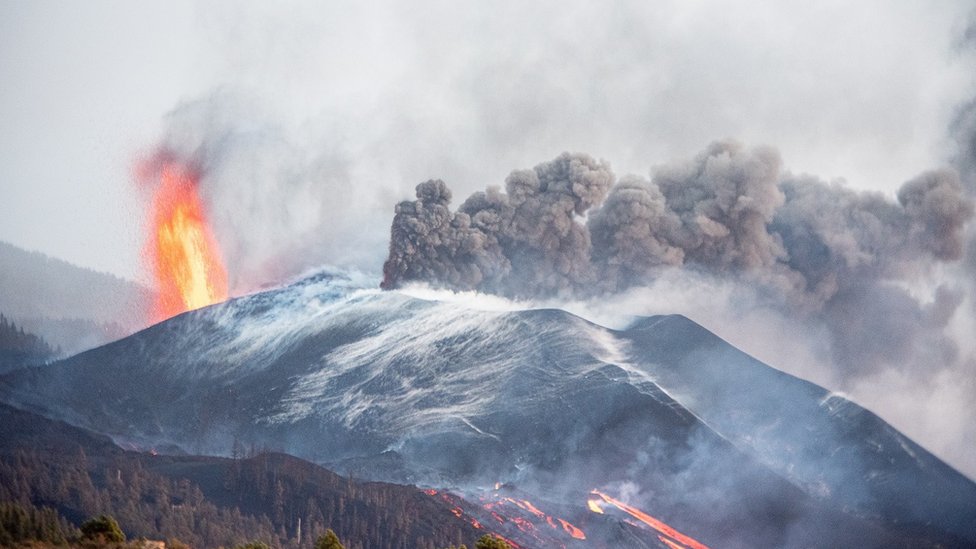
[148,93,389,293]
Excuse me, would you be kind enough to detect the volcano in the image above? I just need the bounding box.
[1,271,974,548]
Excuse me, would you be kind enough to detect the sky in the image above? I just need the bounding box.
[2,1,974,282]
[2,1,976,476]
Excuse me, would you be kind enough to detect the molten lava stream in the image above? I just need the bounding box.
[658,535,688,549]
[557,518,586,540]
[482,493,587,544]
[590,490,710,549]
[145,162,228,321]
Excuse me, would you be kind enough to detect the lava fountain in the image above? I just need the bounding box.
[142,160,228,321]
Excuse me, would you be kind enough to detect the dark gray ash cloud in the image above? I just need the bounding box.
[591,142,790,295]
[381,141,974,382]
[382,153,614,298]
[383,142,972,303]
[772,168,973,307]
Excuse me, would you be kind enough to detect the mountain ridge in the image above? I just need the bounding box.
[1,271,973,547]
[0,240,153,355]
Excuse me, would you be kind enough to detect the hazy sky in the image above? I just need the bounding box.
[2,1,974,282]
[3,1,976,476]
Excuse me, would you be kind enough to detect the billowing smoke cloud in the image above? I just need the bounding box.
[382,142,974,385]
[384,143,972,302]
[382,153,614,298]
[770,168,973,310]
[590,143,791,297]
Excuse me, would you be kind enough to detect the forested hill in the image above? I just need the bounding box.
[0,241,153,355]
[0,403,483,549]
[0,313,56,373]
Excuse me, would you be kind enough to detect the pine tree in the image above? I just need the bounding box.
[80,514,126,543]
[315,529,346,549]
[475,534,512,549]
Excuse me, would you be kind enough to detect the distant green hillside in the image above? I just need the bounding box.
[0,313,56,373]
[0,241,153,355]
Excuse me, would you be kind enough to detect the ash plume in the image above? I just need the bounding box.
[771,168,973,309]
[590,142,791,296]
[382,153,614,298]
[382,141,975,385]
[383,141,973,306]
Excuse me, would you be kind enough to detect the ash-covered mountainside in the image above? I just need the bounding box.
[1,271,974,548]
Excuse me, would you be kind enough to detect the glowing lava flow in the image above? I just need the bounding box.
[658,536,689,549]
[489,498,587,541]
[557,518,586,540]
[429,487,587,547]
[144,162,228,321]
[589,490,710,549]
[481,496,587,542]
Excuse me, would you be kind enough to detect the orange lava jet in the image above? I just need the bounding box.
[144,161,228,321]
[589,490,710,549]
[587,499,605,514]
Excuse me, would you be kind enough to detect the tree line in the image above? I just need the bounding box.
[1,503,512,549]
[0,424,485,549]
[0,312,57,366]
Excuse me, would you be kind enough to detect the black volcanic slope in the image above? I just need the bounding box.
[1,272,974,548]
